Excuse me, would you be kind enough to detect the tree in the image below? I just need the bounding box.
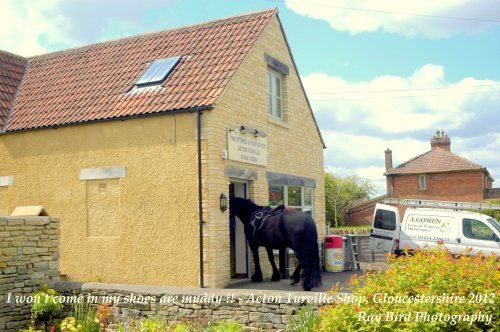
[325,172,375,227]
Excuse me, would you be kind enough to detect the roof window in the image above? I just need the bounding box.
[135,56,181,87]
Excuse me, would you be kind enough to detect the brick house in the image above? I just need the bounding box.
[0,9,325,288]
[347,130,497,225]
[385,130,494,201]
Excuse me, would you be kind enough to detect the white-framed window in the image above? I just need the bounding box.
[267,68,283,120]
[419,174,426,190]
[268,185,314,217]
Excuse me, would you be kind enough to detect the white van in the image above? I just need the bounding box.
[369,200,500,256]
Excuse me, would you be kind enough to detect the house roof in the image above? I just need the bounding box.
[386,147,488,176]
[0,9,276,132]
[0,51,27,127]
[347,193,391,215]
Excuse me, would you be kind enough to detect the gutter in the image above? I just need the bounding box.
[0,106,211,135]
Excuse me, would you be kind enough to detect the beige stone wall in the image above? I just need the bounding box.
[0,114,201,287]
[202,16,326,288]
[0,216,60,332]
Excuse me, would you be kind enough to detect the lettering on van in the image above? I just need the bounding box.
[409,217,441,224]
[414,235,452,242]
[406,216,452,234]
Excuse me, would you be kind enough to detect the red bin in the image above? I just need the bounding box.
[325,235,343,272]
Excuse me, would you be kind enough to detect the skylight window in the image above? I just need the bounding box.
[135,56,181,86]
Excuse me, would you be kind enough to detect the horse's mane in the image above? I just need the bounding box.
[230,197,262,216]
[234,197,260,207]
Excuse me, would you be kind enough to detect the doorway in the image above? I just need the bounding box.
[229,180,249,278]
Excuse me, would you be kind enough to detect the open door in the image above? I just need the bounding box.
[369,203,400,253]
[229,180,249,278]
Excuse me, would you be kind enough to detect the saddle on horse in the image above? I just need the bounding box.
[250,205,289,236]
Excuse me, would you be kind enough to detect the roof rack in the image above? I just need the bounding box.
[383,198,500,210]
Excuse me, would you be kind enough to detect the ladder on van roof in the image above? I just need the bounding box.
[383,198,500,210]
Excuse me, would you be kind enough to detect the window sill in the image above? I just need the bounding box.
[267,115,290,129]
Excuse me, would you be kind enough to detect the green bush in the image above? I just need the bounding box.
[470,199,500,220]
[116,316,169,331]
[61,301,100,332]
[19,328,43,332]
[207,320,242,332]
[320,245,499,331]
[30,285,64,332]
[114,317,241,332]
[285,305,320,332]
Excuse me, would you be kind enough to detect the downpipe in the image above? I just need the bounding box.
[197,110,205,288]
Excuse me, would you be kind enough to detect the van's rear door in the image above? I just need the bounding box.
[369,203,400,253]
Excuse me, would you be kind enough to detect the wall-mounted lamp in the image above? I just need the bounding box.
[220,193,229,212]
[228,125,267,137]
[239,125,267,138]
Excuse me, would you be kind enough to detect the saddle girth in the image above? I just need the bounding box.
[250,205,286,236]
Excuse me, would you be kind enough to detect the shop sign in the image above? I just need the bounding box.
[227,130,268,166]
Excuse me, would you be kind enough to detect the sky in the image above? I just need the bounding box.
[1,0,499,196]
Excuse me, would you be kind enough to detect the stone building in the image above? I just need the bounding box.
[348,130,497,225]
[0,9,325,288]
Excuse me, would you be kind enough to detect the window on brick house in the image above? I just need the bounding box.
[419,174,426,190]
[267,68,283,120]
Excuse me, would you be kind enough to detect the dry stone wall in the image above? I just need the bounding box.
[0,216,60,332]
[55,282,323,331]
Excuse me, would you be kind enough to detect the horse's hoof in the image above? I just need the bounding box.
[251,275,263,282]
[271,274,281,282]
[290,280,299,286]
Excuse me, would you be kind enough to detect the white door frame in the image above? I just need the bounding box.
[230,179,249,278]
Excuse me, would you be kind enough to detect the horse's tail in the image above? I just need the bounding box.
[300,218,322,291]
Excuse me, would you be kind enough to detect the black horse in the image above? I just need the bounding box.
[229,197,321,291]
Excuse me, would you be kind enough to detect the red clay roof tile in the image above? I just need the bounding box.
[2,9,276,132]
[386,147,485,175]
[0,51,27,127]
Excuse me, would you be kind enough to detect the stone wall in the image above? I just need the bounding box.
[55,282,324,331]
[0,216,60,332]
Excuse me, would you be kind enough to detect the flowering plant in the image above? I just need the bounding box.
[320,244,499,331]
